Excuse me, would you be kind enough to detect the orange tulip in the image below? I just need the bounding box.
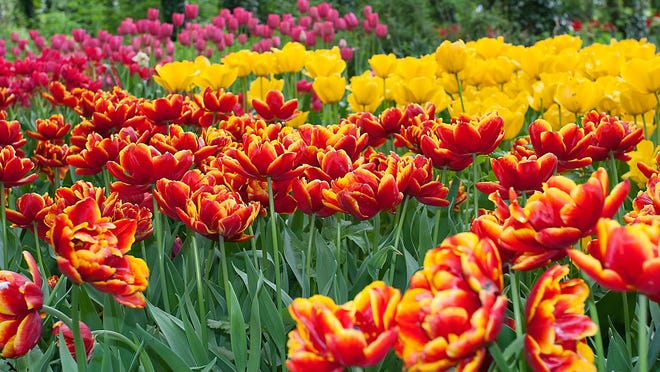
[252,90,299,123]
[528,119,594,172]
[581,111,644,162]
[437,113,504,156]
[50,197,148,308]
[286,281,400,371]
[0,146,37,187]
[500,168,629,271]
[6,192,53,235]
[107,143,193,186]
[568,219,660,301]
[419,130,474,171]
[398,154,450,207]
[291,178,335,217]
[223,133,304,182]
[139,94,184,126]
[0,116,26,150]
[395,232,507,371]
[524,265,597,372]
[26,114,71,141]
[0,251,43,358]
[476,153,558,198]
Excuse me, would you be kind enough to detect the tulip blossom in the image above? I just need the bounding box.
[524,265,597,372]
[50,197,148,308]
[528,119,594,172]
[313,74,346,104]
[476,153,558,198]
[26,114,71,141]
[6,192,53,238]
[153,60,199,92]
[52,321,95,362]
[499,168,629,271]
[286,281,400,371]
[0,116,26,150]
[107,143,193,187]
[0,146,38,187]
[291,178,335,217]
[568,219,660,301]
[434,39,468,74]
[581,111,643,162]
[620,56,660,95]
[347,72,384,113]
[139,94,184,126]
[252,90,298,123]
[419,130,474,172]
[398,154,450,207]
[395,232,507,371]
[0,251,43,358]
[437,113,504,156]
[368,53,398,79]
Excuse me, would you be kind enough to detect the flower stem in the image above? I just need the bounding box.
[623,291,633,358]
[71,285,88,371]
[472,153,479,221]
[42,305,73,325]
[509,270,526,372]
[32,221,48,278]
[455,72,465,112]
[1,181,7,268]
[304,213,316,297]
[92,330,155,372]
[267,177,282,313]
[152,196,171,313]
[584,275,606,372]
[190,231,208,346]
[388,197,409,284]
[218,236,231,316]
[638,293,649,372]
[488,342,512,372]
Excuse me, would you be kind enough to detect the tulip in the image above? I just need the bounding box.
[419,130,474,172]
[0,251,43,358]
[0,146,38,187]
[26,114,71,141]
[500,168,629,271]
[273,42,307,74]
[304,48,346,78]
[193,62,238,91]
[347,72,384,113]
[528,119,594,172]
[107,143,193,187]
[252,90,298,123]
[0,88,16,111]
[435,39,468,74]
[436,113,504,156]
[395,232,507,371]
[524,265,597,372]
[286,281,400,371]
[6,192,52,236]
[52,321,95,362]
[581,111,644,162]
[620,56,660,95]
[368,53,398,79]
[50,197,148,308]
[554,77,601,116]
[0,117,26,150]
[247,76,284,103]
[398,154,450,207]
[568,219,660,301]
[153,60,200,92]
[31,141,69,184]
[476,153,558,197]
[312,74,346,104]
[140,94,184,126]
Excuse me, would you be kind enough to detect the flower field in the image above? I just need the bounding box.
[1,1,660,371]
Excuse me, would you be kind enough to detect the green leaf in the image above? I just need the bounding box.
[248,292,262,372]
[365,247,390,281]
[314,232,337,296]
[229,283,248,372]
[282,223,309,295]
[146,302,195,365]
[606,322,632,371]
[58,329,78,371]
[134,325,191,371]
[258,287,287,361]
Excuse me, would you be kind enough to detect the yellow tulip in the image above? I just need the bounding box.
[480,56,515,87]
[251,51,279,76]
[194,63,238,90]
[434,39,468,74]
[498,104,527,140]
[469,36,508,59]
[611,38,656,60]
[621,56,660,95]
[222,50,254,78]
[543,103,577,130]
[554,77,602,116]
[534,34,582,53]
[304,48,345,78]
[393,76,450,110]
[247,76,284,103]
[312,74,346,104]
[544,49,580,74]
[518,45,549,79]
[368,53,398,78]
[153,60,200,92]
[347,72,384,113]
[274,42,307,73]
[578,44,621,80]
[620,87,657,116]
[394,56,436,80]
[285,111,309,128]
[623,140,660,187]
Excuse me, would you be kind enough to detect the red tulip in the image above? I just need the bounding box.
[436,112,504,156]
[107,143,193,186]
[582,111,644,162]
[139,94,184,126]
[0,117,26,150]
[528,119,593,172]
[0,146,37,187]
[252,89,298,123]
[476,153,558,198]
[52,321,95,362]
[0,251,43,358]
[525,265,597,371]
[26,114,71,141]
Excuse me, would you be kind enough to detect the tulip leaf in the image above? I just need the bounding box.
[229,283,247,372]
[606,320,632,371]
[258,287,287,360]
[133,324,191,371]
[281,223,308,295]
[248,292,262,372]
[146,302,196,365]
[366,247,391,280]
[315,231,337,296]
[180,294,209,364]
[57,329,77,371]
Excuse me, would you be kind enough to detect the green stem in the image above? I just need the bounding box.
[488,342,512,372]
[191,231,208,346]
[41,305,73,325]
[44,275,66,307]
[267,177,282,313]
[92,330,155,372]
[509,271,526,372]
[152,196,171,313]
[71,286,88,371]
[1,181,7,268]
[33,222,48,278]
[623,291,633,359]
[219,236,231,316]
[247,225,258,270]
[304,213,316,298]
[472,153,479,221]
[455,72,465,112]
[638,293,649,372]
[654,92,660,147]
[388,197,410,284]
[584,275,606,372]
